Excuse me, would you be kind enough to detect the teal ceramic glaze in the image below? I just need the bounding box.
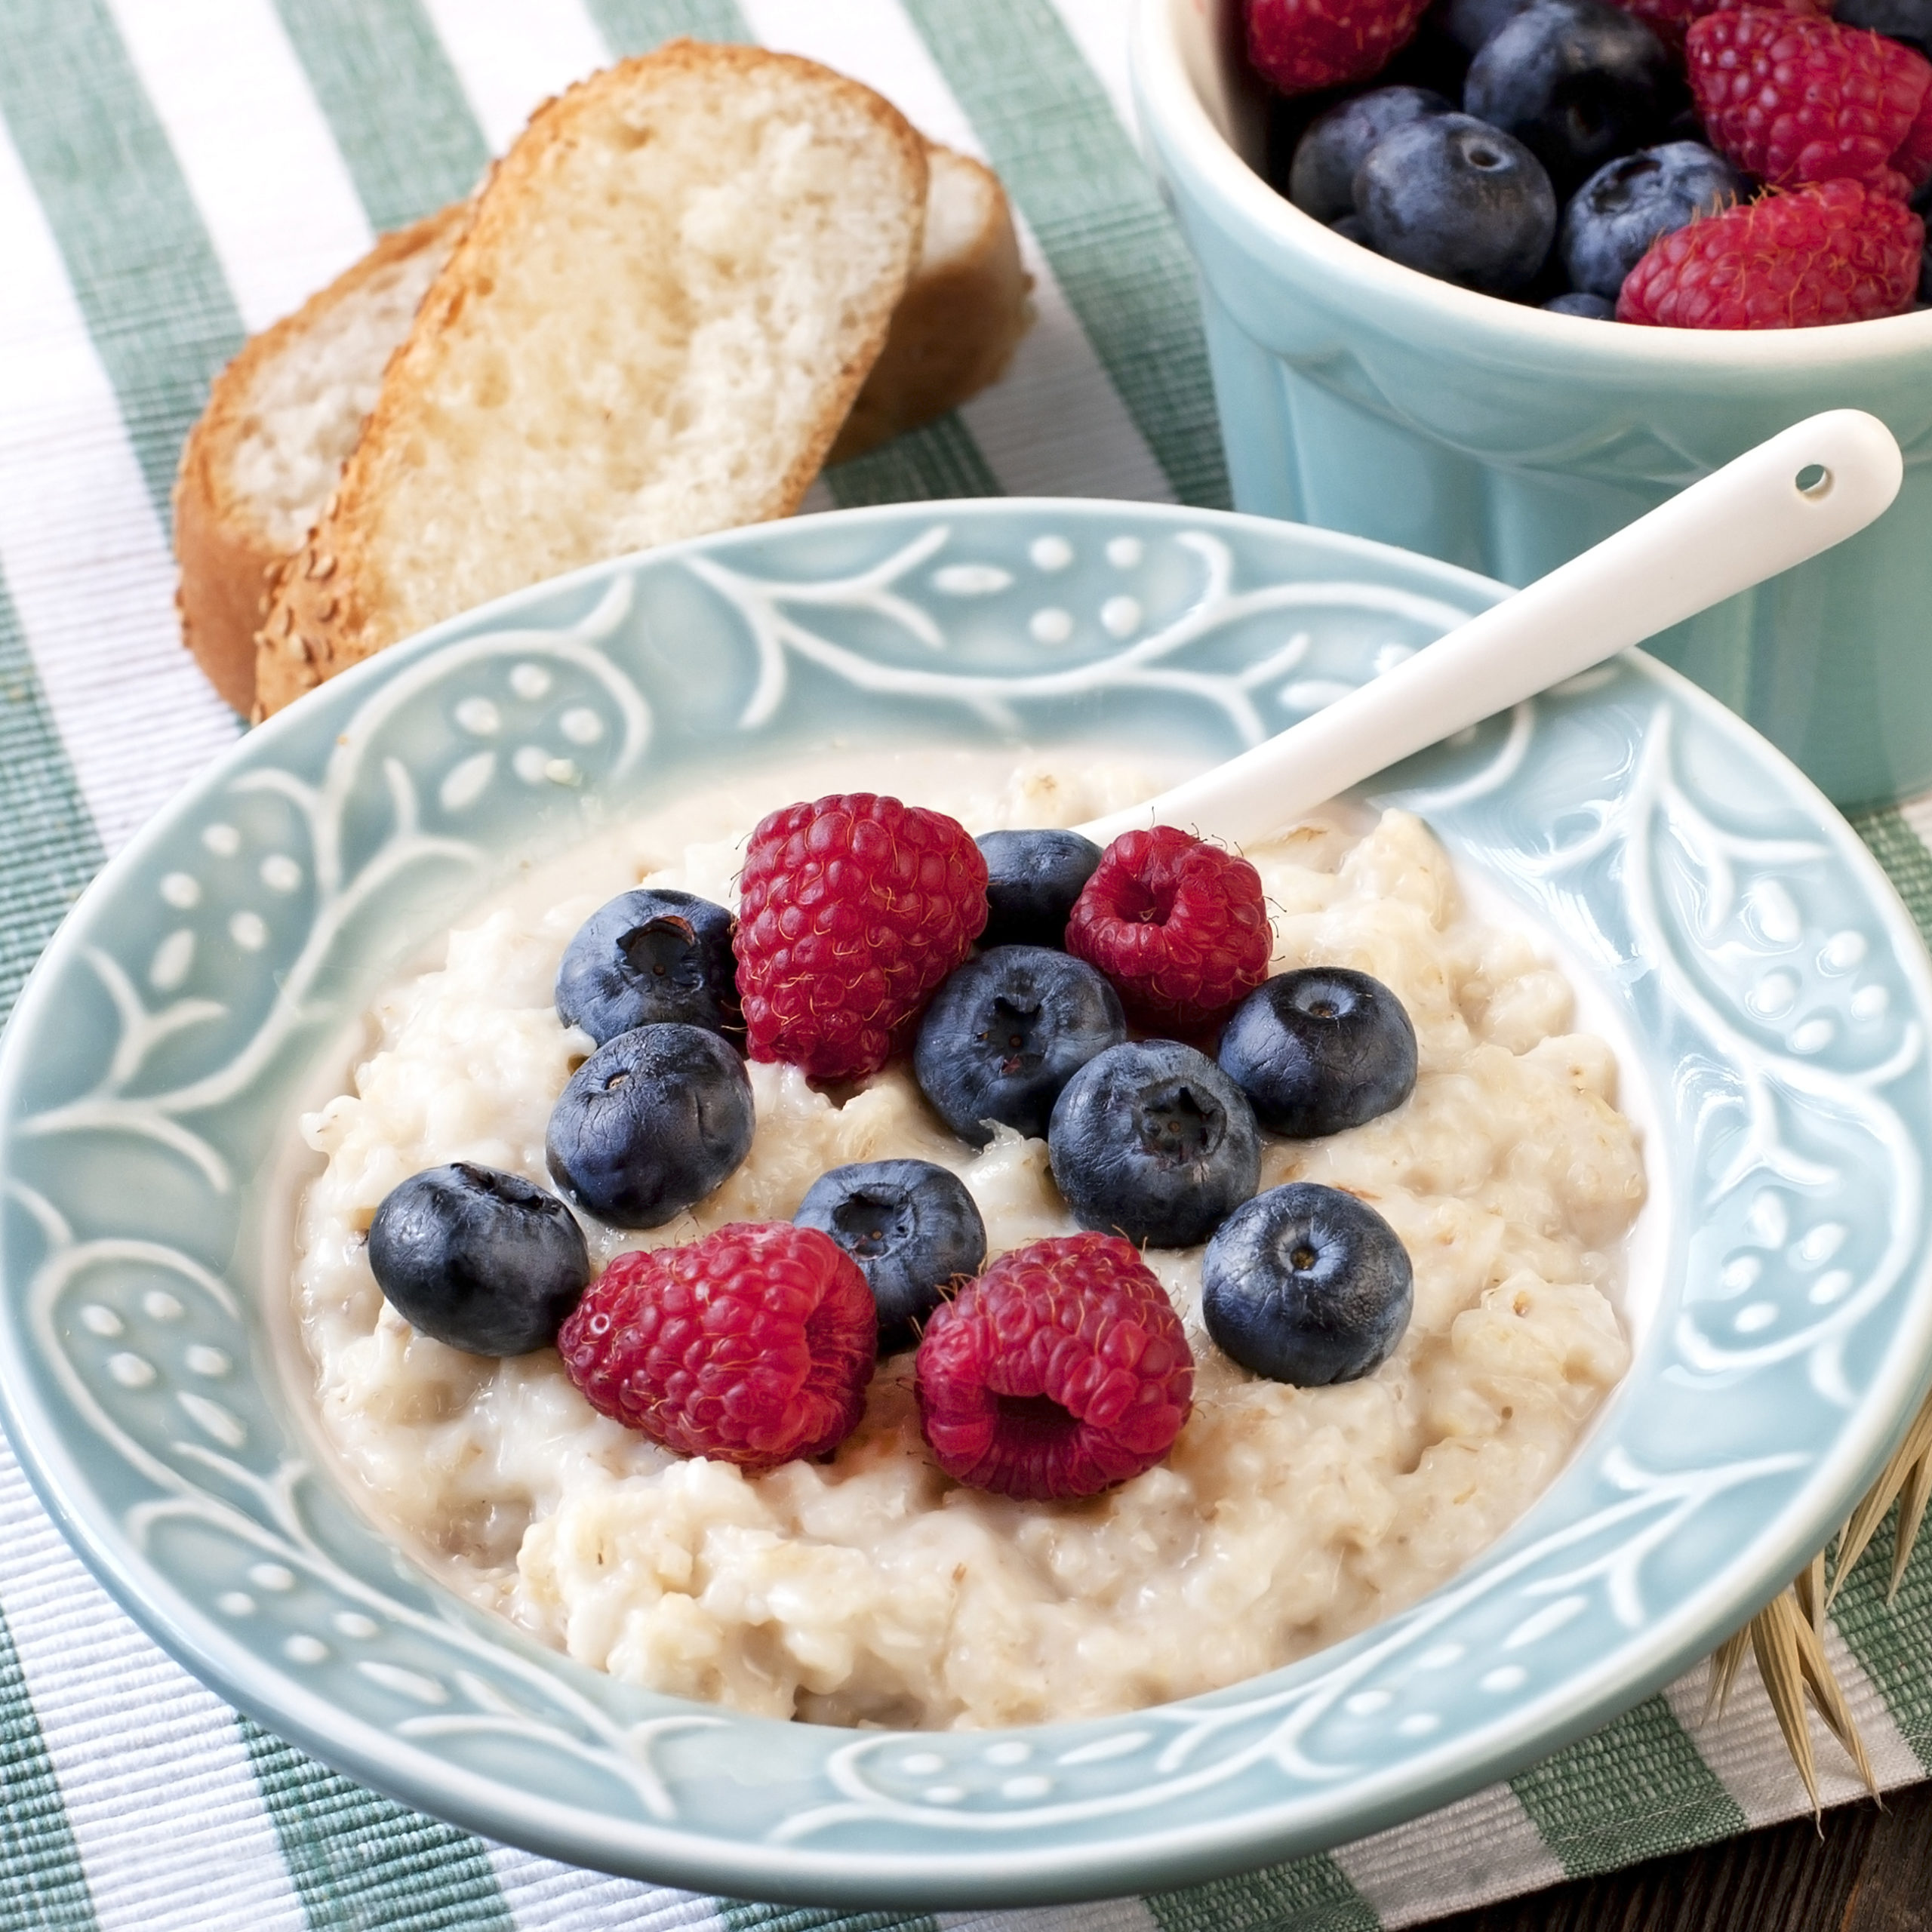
[2,501,1931,1906]
[1132,0,1932,809]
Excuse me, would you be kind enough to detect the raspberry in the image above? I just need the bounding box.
[1066,827,1272,1035]
[1612,0,1826,50]
[1687,9,1932,194]
[1617,177,1924,325]
[1245,0,1432,94]
[557,1223,875,1469]
[735,793,988,1081]
[914,1233,1193,1500]
[1900,86,1932,186]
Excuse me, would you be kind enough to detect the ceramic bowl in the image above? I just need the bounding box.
[3,500,1930,1909]
[1131,0,1932,810]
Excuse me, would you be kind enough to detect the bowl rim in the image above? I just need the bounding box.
[1131,0,1932,368]
[5,495,1932,1906]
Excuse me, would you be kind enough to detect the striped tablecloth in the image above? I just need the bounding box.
[3,2,1930,1927]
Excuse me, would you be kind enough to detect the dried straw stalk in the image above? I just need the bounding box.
[1831,1385,1932,1609]
[1701,1384,1932,1809]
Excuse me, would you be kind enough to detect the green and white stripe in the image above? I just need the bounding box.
[0,1442,308,1930]
[1663,1627,1921,1824]
[271,0,492,231]
[416,0,611,151]
[0,0,245,507]
[586,0,753,51]
[0,582,103,1019]
[0,97,238,850]
[1331,1786,1563,1927]
[105,0,375,332]
[0,1601,96,1932]
[940,1905,1149,1932]
[1,1,1930,1924]
[483,1854,715,1927]
[899,0,1230,509]
[1041,0,1137,133]
[242,1718,515,1931]
[1814,1473,1932,1766]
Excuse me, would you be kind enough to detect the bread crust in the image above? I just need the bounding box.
[180,135,1025,711]
[829,152,1032,464]
[174,207,468,713]
[256,42,928,719]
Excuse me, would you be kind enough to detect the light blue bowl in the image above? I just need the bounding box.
[1132,0,1932,810]
[2,500,1931,1906]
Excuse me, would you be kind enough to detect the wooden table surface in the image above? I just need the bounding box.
[1417,1780,1932,1931]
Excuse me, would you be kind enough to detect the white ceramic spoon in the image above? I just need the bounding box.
[1077,409,1903,850]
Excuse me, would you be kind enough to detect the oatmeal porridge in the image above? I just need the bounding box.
[293,748,1644,1730]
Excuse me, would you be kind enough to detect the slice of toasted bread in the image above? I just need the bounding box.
[174,207,469,712]
[253,42,928,718]
[828,146,1030,464]
[178,139,1027,716]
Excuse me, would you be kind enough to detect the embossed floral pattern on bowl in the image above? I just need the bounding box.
[2,501,1930,1907]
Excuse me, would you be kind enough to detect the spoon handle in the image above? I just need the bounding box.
[1077,408,1903,851]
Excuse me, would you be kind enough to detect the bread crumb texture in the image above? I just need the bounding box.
[235,236,457,555]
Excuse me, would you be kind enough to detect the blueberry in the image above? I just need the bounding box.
[1218,968,1418,1139]
[1355,115,1557,295]
[368,1162,589,1355]
[546,1023,754,1227]
[1543,290,1616,317]
[795,1159,987,1352]
[1560,143,1742,299]
[1444,0,1540,53]
[1203,1183,1414,1386]
[1048,1039,1261,1248]
[916,946,1127,1145]
[1332,213,1372,245]
[555,888,738,1045]
[1289,87,1454,224]
[1464,0,1677,198]
[976,829,1103,949]
[1835,0,1932,56]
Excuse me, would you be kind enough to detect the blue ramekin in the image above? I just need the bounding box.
[1132,0,1932,807]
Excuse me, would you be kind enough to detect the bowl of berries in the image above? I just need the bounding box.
[1132,0,1932,808]
[4,498,1931,1905]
